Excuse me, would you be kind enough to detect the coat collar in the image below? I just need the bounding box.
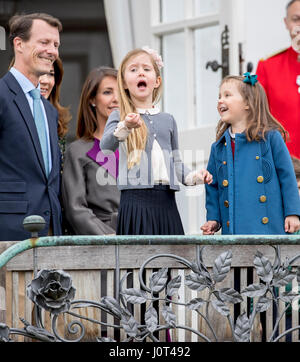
[216,128,230,145]
[216,127,246,145]
[136,106,160,115]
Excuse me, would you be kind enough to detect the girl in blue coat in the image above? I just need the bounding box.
[201,73,300,235]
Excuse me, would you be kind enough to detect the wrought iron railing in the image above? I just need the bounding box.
[1,215,300,342]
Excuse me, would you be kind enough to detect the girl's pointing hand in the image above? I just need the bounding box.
[124,113,142,129]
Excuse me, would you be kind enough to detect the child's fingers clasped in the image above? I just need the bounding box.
[125,113,142,129]
[285,215,300,233]
[200,220,219,235]
[197,170,213,184]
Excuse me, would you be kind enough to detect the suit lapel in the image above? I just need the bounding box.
[4,72,48,179]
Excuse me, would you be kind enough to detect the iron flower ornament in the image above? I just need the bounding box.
[26,269,76,315]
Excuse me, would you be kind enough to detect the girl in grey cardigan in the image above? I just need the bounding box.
[101,48,212,235]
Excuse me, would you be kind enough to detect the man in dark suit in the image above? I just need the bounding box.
[0,13,63,241]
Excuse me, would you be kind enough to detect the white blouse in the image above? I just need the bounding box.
[113,107,202,186]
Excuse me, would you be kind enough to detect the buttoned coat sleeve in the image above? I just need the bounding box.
[270,131,300,217]
[62,141,117,235]
[205,143,222,223]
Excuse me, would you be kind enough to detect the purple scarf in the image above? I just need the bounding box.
[86,138,119,179]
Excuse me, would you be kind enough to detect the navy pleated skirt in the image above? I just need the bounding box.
[117,185,184,235]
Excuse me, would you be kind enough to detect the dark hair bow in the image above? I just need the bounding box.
[243,72,258,86]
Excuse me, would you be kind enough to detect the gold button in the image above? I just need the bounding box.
[222,180,229,187]
[260,195,267,203]
[256,156,260,160]
[262,217,269,224]
[223,161,227,165]
[227,221,230,227]
[257,176,264,183]
[224,142,227,146]
[224,200,229,208]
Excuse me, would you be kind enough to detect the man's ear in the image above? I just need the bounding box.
[13,37,23,53]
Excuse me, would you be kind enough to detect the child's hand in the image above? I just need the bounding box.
[285,215,300,233]
[124,113,142,129]
[201,220,220,235]
[194,169,213,185]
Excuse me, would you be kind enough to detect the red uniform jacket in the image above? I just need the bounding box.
[256,46,300,158]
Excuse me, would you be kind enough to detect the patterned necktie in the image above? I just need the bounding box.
[29,88,49,177]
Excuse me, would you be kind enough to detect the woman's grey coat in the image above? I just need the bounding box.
[62,138,120,235]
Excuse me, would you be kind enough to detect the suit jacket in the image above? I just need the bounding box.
[256,47,300,158]
[61,138,120,235]
[205,129,300,235]
[0,72,62,241]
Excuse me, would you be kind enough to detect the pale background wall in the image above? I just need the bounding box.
[243,0,290,72]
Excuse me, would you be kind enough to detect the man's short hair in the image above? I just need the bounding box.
[286,0,300,12]
[8,13,62,49]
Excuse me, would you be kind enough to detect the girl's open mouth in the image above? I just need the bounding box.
[137,80,147,88]
[219,105,228,113]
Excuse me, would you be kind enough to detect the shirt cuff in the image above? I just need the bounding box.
[185,170,204,186]
[113,121,132,141]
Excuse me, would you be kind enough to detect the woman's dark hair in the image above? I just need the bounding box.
[76,66,118,140]
[49,57,72,138]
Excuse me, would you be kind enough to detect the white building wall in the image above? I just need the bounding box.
[243,0,290,73]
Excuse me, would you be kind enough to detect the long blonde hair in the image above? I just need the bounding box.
[117,48,163,169]
[216,75,287,142]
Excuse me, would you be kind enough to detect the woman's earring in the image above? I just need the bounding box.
[91,103,96,107]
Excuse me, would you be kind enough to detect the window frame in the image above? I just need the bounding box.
[150,0,220,130]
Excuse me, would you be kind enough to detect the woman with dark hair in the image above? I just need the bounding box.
[39,57,72,163]
[61,66,120,235]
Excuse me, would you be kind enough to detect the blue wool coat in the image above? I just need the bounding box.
[205,129,300,235]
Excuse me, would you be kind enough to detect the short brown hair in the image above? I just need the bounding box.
[286,0,300,11]
[292,156,300,179]
[9,13,62,49]
[76,66,118,140]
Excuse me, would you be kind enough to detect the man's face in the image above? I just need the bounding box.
[285,1,300,39]
[15,19,60,83]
